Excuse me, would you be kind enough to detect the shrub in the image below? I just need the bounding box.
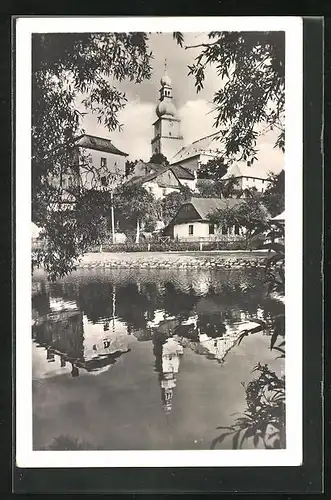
[87,239,255,253]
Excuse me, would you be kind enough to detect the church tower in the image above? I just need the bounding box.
[151,61,184,163]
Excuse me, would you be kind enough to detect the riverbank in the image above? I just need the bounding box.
[75,250,271,270]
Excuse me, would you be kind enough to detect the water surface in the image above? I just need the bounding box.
[32,267,284,450]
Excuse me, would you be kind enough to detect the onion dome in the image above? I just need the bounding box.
[160,74,172,87]
[156,100,176,117]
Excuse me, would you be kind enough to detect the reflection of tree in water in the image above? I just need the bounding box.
[197,314,226,338]
[34,311,85,360]
[32,282,51,319]
[76,282,114,323]
[162,282,198,320]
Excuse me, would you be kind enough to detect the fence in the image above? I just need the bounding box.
[88,237,264,253]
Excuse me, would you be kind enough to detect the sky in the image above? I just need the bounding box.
[81,32,284,173]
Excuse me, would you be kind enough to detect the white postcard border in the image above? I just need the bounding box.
[15,16,303,468]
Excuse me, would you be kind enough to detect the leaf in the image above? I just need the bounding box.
[232,429,241,449]
[253,434,259,448]
[210,432,232,449]
[239,426,256,448]
[270,330,279,350]
[172,32,184,47]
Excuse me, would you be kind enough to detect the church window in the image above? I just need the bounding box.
[100,157,107,167]
[209,224,215,235]
[189,224,194,235]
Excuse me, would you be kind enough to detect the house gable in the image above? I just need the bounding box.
[154,168,181,188]
[169,203,202,225]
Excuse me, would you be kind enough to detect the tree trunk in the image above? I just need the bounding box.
[135,218,140,244]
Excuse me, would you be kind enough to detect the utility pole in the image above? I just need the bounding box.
[110,189,115,244]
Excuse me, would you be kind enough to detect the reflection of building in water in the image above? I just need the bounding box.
[32,294,130,375]
[82,314,129,361]
[159,338,183,414]
[198,331,238,361]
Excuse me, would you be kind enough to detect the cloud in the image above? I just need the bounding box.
[178,99,215,144]
[82,99,155,161]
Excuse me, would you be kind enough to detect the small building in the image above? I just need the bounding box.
[164,197,245,241]
[124,164,196,199]
[170,132,224,173]
[221,163,277,193]
[60,134,129,191]
[127,161,197,193]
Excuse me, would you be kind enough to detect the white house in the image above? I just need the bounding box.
[125,164,196,199]
[221,163,277,193]
[165,197,245,241]
[61,133,129,190]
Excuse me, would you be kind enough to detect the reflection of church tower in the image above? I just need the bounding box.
[151,60,184,162]
[153,335,183,414]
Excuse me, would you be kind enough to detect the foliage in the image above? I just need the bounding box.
[197,157,228,182]
[149,152,169,165]
[125,159,140,178]
[262,170,285,218]
[114,184,160,241]
[88,238,259,253]
[161,186,193,224]
[263,221,285,298]
[220,176,242,198]
[34,189,113,280]
[209,195,269,249]
[196,179,223,198]
[211,363,285,450]
[32,32,152,279]
[175,31,285,163]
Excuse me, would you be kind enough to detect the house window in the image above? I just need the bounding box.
[101,176,107,186]
[262,179,264,184]
[222,226,228,235]
[189,224,194,235]
[100,157,107,167]
[169,132,172,136]
[234,225,240,235]
[209,224,215,235]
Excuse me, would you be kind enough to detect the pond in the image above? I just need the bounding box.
[32,267,285,451]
